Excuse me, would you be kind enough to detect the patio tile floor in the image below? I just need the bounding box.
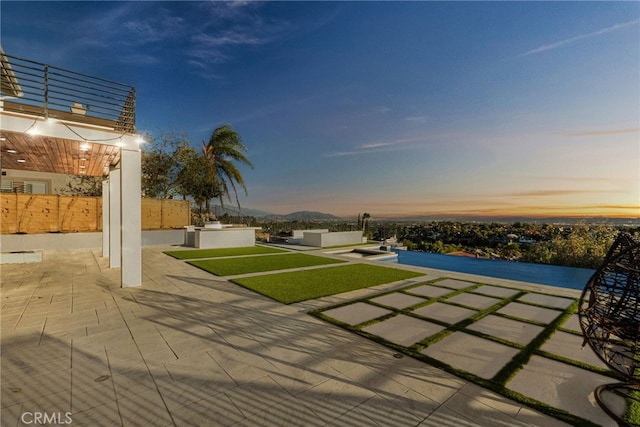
[0,246,627,426]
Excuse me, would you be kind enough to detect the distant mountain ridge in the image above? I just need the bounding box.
[209,205,639,225]
[210,205,339,220]
[283,211,339,220]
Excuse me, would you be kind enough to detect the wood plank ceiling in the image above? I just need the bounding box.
[0,130,120,177]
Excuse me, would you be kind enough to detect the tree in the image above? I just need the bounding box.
[56,175,103,196]
[500,242,521,260]
[550,224,616,268]
[521,241,554,265]
[176,149,220,213]
[202,124,253,212]
[141,131,192,199]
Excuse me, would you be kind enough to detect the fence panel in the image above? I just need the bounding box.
[59,197,100,232]
[141,198,162,229]
[161,199,191,229]
[0,194,189,234]
[17,194,59,233]
[1,194,18,234]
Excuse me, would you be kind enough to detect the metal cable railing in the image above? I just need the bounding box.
[1,52,135,133]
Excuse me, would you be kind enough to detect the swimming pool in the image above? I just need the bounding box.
[389,249,595,290]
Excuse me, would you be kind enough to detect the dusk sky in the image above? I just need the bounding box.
[2,1,639,218]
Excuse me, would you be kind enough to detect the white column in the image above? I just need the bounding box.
[109,169,121,268]
[120,148,141,287]
[102,180,110,257]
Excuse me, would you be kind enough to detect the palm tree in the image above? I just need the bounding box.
[202,124,253,214]
[362,212,371,235]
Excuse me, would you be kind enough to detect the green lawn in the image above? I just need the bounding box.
[231,263,424,304]
[164,246,286,260]
[188,253,344,276]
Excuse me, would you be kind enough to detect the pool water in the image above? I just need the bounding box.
[389,250,595,290]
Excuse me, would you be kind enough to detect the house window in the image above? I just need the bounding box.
[23,180,48,194]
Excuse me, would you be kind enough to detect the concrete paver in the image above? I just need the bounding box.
[507,356,624,427]
[541,330,609,369]
[466,315,544,346]
[560,314,582,333]
[446,293,503,310]
[434,278,475,289]
[413,302,477,324]
[369,292,427,309]
[496,301,562,324]
[313,302,391,326]
[517,293,575,309]
[363,314,446,347]
[421,332,520,379]
[405,284,455,298]
[472,284,521,298]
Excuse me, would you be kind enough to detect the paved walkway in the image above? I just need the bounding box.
[0,245,626,426]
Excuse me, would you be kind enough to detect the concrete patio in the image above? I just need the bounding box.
[0,245,626,426]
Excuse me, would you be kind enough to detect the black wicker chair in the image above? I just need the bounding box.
[579,232,640,426]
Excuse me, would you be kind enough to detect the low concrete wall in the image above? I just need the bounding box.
[1,230,187,252]
[0,232,102,252]
[292,229,329,239]
[194,227,259,249]
[300,230,363,247]
[142,230,185,246]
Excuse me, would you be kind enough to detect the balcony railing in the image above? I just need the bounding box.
[1,51,135,133]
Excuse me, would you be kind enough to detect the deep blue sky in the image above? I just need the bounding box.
[3,1,639,217]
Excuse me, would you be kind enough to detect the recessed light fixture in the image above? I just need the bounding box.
[17,159,26,163]
[0,137,7,141]
[80,144,90,152]
[79,165,86,169]
[6,149,17,154]
[80,157,87,161]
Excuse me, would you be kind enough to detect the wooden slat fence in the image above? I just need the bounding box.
[0,194,189,234]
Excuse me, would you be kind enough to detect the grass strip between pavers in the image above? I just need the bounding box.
[165,246,286,260]
[308,278,603,427]
[188,253,344,276]
[232,263,424,304]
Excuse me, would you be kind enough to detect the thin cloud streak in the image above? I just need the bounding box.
[324,136,429,157]
[560,128,640,137]
[508,190,619,197]
[518,18,640,57]
[360,136,427,149]
[324,147,395,158]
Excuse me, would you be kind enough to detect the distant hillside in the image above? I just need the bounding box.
[209,205,340,220]
[284,211,339,220]
[209,205,273,218]
[374,215,640,226]
[208,206,638,226]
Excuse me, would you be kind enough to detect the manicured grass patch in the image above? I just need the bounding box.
[165,246,286,260]
[626,388,640,426]
[231,264,424,304]
[188,253,344,276]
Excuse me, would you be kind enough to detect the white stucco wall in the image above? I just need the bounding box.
[0,169,73,194]
[194,228,258,249]
[292,229,329,239]
[300,230,363,247]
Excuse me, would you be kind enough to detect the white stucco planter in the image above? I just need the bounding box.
[193,227,260,249]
